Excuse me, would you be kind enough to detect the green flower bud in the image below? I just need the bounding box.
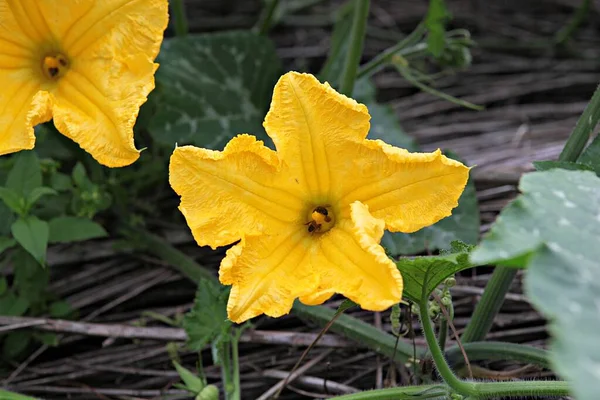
[196,384,219,400]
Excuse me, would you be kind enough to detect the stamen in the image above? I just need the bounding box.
[306,205,335,234]
[42,54,69,80]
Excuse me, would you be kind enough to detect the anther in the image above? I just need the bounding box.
[42,54,69,80]
[305,205,335,234]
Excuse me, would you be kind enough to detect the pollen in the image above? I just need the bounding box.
[306,205,335,234]
[42,54,69,80]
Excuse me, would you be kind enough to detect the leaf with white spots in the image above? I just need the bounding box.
[149,32,282,149]
[471,169,600,400]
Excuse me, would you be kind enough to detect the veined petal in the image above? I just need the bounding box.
[300,202,402,310]
[0,1,42,53]
[0,70,50,156]
[51,53,156,167]
[37,0,168,60]
[220,226,318,323]
[338,141,469,233]
[263,72,370,200]
[170,135,306,249]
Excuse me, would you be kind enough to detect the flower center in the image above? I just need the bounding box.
[305,205,335,234]
[42,53,69,80]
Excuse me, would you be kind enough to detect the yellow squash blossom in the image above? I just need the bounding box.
[170,72,470,323]
[0,0,168,167]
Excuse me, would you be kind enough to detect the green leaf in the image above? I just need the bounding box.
[149,32,282,150]
[35,332,59,347]
[173,361,206,393]
[11,217,49,266]
[0,278,7,296]
[0,202,14,235]
[48,216,107,244]
[49,300,73,318]
[0,237,16,256]
[72,162,88,188]
[0,187,24,215]
[533,160,594,172]
[469,169,600,400]
[425,0,451,57]
[26,187,57,208]
[0,389,40,400]
[578,133,600,173]
[183,280,231,351]
[366,102,419,151]
[3,332,31,359]
[6,151,42,197]
[50,172,73,192]
[396,249,473,303]
[382,158,480,256]
[0,293,29,316]
[12,248,49,305]
[319,1,353,87]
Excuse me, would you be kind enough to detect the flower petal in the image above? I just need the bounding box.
[0,70,51,156]
[300,201,403,310]
[51,53,156,167]
[220,226,318,323]
[169,135,306,249]
[37,0,168,60]
[339,141,470,233]
[263,72,370,199]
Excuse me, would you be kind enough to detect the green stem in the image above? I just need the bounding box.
[446,341,551,370]
[437,317,448,352]
[419,280,570,399]
[230,332,241,400]
[460,268,517,343]
[554,0,591,46]
[219,341,233,399]
[255,0,280,35]
[560,82,600,162]
[357,23,426,80]
[170,0,189,37]
[338,0,370,96]
[330,381,570,400]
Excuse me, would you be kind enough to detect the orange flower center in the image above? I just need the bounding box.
[305,205,335,234]
[42,53,69,80]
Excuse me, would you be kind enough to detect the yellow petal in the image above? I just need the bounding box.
[220,227,318,323]
[1,1,49,48]
[169,135,306,249]
[339,141,470,233]
[0,70,51,156]
[37,0,168,60]
[263,72,370,200]
[51,53,158,167]
[300,202,403,310]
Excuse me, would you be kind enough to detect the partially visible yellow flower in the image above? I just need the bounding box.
[0,0,169,167]
[170,72,470,323]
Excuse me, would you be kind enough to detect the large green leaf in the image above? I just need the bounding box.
[470,169,600,400]
[149,31,282,149]
[0,390,39,400]
[396,244,474,303]
[183,280,231,351]
[5,151,42,197]
[382,158,480,256]
[11,217,49,266]
[48,216,107,244]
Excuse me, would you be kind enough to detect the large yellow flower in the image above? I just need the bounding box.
[0,0,168,167]
[170,72,470,323]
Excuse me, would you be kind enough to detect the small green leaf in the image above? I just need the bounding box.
[26,187,57,208]
[72,162,88,188]
[0,389,40,400]
[3,332,31,359]
[6,151,42,197]
[0,187,24,215]
[49,300,73,318]
[425,0,451,57]
[533,160,594,172]
[184,280,231,351]
[149,32,282,150]
[11,217,49,266]
[35,332,59,347]
[0,237,16,256]
[0,293,29,316]
[173,361,206,393]
[50,172,73,192]
[469,169,600,400]
[396,250,473,303]
[48,216,107,244]
[0,202,14,236]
